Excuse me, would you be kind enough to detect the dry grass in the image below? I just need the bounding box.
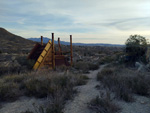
[0,70,88,112]
[97,65,150,102]
[73,61,99,73]
[88,94,120,113]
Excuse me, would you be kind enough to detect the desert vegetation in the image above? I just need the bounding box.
[97,64,150,101]
[1,28,150,113]
[88,95,120,113]
[0,71,88,112]
[88,35,150,113]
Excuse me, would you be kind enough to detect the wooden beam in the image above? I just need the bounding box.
[52,33,55,69]
[70,35,73,66]
[58,37,62,54]
[41,36,43,46]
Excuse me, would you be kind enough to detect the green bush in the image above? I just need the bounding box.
[125,35,148,63]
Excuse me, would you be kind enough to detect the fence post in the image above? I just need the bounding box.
[70,35,73,66]
[52,33,55,69]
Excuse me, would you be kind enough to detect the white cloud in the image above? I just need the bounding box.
[0,0,150,44]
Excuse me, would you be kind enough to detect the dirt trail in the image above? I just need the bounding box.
[63,65,106,113]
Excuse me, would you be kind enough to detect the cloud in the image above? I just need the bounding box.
[0,0,150,44]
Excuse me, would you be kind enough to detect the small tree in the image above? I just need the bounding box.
[125,35,148,63]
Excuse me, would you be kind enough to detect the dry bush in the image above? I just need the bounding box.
[0,71,88,112]
[0,81,20,101]
[88,63,99,70]
[88,95,120,113]
[98,56,115,64]
[73,61,99,73]
[73,61,89,73]
[97,65,150,102]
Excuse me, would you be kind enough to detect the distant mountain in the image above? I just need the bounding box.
[28,37,124,47]
[28,37,71,45]
[0,27,35,53]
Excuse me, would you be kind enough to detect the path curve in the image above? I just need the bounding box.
[63,65,107,113]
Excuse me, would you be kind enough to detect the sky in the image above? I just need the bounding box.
[0,0,150,44]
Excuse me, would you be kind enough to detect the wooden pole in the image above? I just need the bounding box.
[58,37,62,54]
[70,35,73,66]
[41,36,43,46]
[52,33,55,69]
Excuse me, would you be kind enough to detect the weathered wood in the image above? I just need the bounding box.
[52,33,55,69]
[28,33,73,70]
[33,40,52,70]
[70,35,73,66]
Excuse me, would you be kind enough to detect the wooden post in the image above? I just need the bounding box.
[52,33,55,69]
[58,37,62,54]
[41,36,43,46]
[70,35,73,66]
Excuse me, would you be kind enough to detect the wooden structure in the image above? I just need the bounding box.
[28,33,73,70]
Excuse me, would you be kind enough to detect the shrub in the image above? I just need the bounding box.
[88,96,120,113]
[99,56,114,64]
[16,56,35,70]
[129,74,149,96]
[25,78,51,98]
[0,82,20,101]
[3,74,25,83]
[73,61,99,73]
[97,65,150,102]
[73,61,89,73]
[88,63,99,70]
[0,71,88,112]
[97,67,134,102]
[125,35,148,63]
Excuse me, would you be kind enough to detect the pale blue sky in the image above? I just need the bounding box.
[0,0,150,44]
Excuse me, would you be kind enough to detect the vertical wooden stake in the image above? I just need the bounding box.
[52,33,55,69]
[41,36,43,46]
[58,37,62,54]
[70,35,73,66]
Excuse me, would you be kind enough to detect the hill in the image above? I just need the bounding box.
[28,37,124,47]
[0,28,35,54]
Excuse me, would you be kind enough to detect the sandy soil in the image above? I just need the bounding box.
[117,95,150,113]
[63,65,107,113]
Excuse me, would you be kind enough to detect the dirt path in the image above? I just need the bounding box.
[63,65,106,113]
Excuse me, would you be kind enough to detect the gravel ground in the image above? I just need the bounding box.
[63,65,107,113]
[116,95,150,113]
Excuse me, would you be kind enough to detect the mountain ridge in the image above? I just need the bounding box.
[28,37,124,47]
[0,27,35,53]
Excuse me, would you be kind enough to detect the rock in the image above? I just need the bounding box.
[135,62,147,72]
[135,62,141,68]
[137,65,147,72]
[146,63,150,68]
